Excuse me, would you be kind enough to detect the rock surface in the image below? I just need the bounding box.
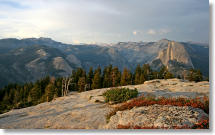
[105,104,208,129]
[157,41,193,68]
[122,79,209,99]
[0,93,110,129]
[0,79,209,129]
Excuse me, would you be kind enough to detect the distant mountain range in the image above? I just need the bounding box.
[0,37,209,88]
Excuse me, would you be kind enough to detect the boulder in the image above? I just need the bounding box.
[105,104,208,129]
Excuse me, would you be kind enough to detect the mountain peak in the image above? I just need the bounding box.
[158,38,171,43]
[38,37,54,41]
[22,37,54,42]
[156,41,194,69]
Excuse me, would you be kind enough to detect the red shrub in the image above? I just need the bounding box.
[106,95,209,123]
[117,118,209,129]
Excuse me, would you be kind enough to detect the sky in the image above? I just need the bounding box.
[0,0,209,44]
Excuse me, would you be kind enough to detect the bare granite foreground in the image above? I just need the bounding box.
[0,79,209,129]
[105,105,208,129]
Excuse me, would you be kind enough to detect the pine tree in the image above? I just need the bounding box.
[70,68,86,91]
[55,77,63,97]
[87,67,94,90]
[140,73,145,83]
[78,77,86,92]
[164,72,174,79]
[44,83,56,102]
[3,92,10,104]
[70,71,78,91]
[92,72,101,89]
[142,64,152,80]
[74,68,85,82]
[103,65,112,88]
[13,90,20,105]
[152,71,159,79]
[159,66,168,79]
[24,83,33,104]
[8,89,15,104]
[158,66,174,79]
[29,85,40,104]
[120,68,132,86]
[196,70,203,82]
[187,69,203,82]
[134,64,142,84]
[187,69,195,81]
[111,67,121,87]
[95,66,101,75]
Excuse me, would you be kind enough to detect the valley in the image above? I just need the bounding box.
[0,38,209,88]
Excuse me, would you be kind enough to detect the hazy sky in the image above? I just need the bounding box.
[0,0,209,44]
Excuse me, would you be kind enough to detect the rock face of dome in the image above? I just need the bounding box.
[158,41,193,68]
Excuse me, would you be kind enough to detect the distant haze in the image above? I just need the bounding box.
[0,0,209,44]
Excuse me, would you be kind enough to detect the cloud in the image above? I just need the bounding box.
[159,28,171,35]
[0,0,209,43]
[133,30,145,36]
[147,29,157,35]
[147,28,171,35]
[0,0,29,9]
[0,0,124,43]
[73,40,80,44]
[133,31,137,35]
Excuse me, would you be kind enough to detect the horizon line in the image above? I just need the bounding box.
[0,37,209,45]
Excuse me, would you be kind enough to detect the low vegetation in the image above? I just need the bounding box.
[106,95,209,123]
[103,88,138,104]
[187,69,204,82]
[117,118,209,129]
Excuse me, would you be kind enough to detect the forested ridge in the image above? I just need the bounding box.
[0,64,203,114]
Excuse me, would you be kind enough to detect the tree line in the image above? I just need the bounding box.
[0,64,203,113]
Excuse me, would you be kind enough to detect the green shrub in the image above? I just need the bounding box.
[103,88,138,104]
